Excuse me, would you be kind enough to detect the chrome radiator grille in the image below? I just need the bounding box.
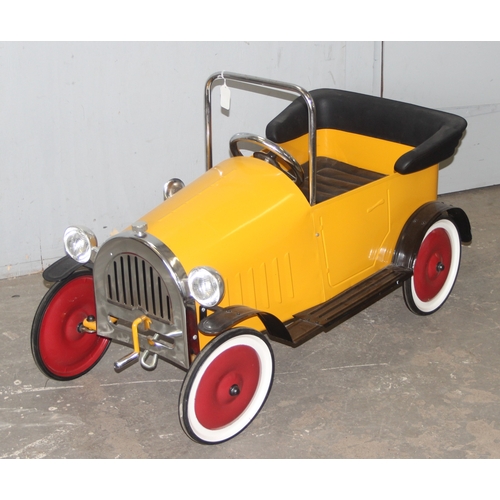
[106,253,173,322]
[93,232,192,370]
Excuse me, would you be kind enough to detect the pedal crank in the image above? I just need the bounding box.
[114,315,152,372]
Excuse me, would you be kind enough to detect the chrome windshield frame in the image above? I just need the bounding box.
[205,71,318,205]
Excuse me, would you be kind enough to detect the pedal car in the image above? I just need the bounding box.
[31,72,471,444]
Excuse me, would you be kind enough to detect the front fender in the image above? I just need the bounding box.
[198,305,293,344]
[42,255,92,282]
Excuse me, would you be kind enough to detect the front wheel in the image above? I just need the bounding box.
[31,269,110,380]
[179,328,274,444]
[403,218,461,315]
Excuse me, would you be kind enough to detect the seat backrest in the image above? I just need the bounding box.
[266,89,467,174]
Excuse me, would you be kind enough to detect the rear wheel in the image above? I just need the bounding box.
[31,269,110,380]
[179,328,274,444]
[403,218,461,315]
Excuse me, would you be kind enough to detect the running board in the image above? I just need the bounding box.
[271,265,412,347]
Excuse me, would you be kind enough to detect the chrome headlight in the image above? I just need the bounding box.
[63,226,98,264]
[187,267,225,307]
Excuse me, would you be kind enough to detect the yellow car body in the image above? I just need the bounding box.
[141,129,438,350]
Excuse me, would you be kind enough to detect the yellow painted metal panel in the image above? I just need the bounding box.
[312,179,390,289]
[132,129,439,349]
[281,129,414,175]
[140,156,325,328]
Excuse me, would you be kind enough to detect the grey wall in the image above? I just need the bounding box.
[383,42,500,194]
[1,42,499,279]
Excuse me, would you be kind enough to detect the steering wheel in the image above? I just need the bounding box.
[229,133,304,186]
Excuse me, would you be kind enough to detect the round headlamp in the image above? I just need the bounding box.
[63,226,97,264]
[187,267,225,308]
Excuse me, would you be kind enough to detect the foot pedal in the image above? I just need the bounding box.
[114,351,139,371]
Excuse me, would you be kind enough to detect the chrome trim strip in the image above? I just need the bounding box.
[205,71,318,205]
[93,231,193,370]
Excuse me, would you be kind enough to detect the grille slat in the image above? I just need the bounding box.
[158,276,164,319]
[134,257,142,308]
[142,259,149,311]
[106,254,173,322]
[128,256,138,308]
[120,256,129,306]
[149,266,157,316]
[113,260,120,303]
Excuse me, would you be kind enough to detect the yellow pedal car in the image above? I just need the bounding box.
[31,72,471,444]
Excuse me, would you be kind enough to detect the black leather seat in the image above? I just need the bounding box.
[266,89,467,175]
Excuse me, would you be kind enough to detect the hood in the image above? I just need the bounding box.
[140,156,312,274]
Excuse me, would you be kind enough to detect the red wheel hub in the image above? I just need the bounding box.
[414,228,452,302]
[194,345,260,430]
[39,275,109,378]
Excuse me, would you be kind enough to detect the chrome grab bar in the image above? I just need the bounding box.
[205,71,318,205]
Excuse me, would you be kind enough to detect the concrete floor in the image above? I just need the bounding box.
[1,185,499,459]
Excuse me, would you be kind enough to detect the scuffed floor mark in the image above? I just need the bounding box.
[0,378,183,397]
[462,388,499,404]
[0,428,74,459]
[321,362,389,371]
[0,376,186,459]
[0,407,84,432]
[0,384,85,396]
[100,378,183,388]
[90,413,149,459]
[410,346,456,367]
[2,331,19,340]
[465,420,500,458]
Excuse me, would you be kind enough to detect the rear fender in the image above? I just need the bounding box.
[394,201,472,270]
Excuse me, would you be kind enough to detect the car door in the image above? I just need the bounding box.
[312,179,390,291]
